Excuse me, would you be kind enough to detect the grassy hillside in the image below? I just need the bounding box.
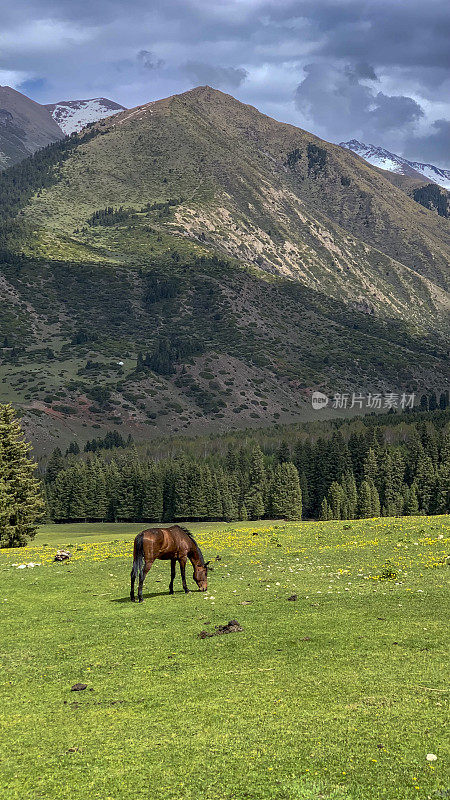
[0,87,448,448]
[1,250,448,454]
[0,516,448,799]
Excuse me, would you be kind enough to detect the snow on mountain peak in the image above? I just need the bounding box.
[339,140,450,191]
[45,98,127,135]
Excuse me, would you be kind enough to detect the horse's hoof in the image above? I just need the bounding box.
[138,598,144,603]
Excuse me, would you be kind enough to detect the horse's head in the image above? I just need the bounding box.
[193,561,210,591]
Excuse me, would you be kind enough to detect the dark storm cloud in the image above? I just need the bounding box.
[137,50,165,71]
[184,63,248,89]
[294,63,424,143]
[1,0,449,164]
[405,120,450,165]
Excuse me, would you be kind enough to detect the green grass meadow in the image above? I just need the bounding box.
[0,517,449,800]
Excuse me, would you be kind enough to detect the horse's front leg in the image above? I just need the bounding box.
[169,558,176,594]
[179,557,189,593]
[138,559,154,603]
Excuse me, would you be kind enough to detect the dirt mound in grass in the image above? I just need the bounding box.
[198,620,243,639]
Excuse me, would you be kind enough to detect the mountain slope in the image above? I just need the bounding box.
[11,86,449,330]
[0,86,448,449]
[0,86,64,169]
[340,140,450,191]
[45,97,126,134]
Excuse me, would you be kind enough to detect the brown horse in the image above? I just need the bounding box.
[130,524,210,602]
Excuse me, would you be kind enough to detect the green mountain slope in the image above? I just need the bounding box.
[10,86,449,327]
[0,87,448,451]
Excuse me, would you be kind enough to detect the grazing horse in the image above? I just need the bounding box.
[130,524,210,602]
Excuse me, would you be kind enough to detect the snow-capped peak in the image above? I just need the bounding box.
[45,98,127,135]
[339,139,450,191]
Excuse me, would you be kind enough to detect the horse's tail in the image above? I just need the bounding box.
[131,532,145,578]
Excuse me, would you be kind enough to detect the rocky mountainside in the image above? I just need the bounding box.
[0,86,448,451]
[0,86,64,169]
[340,140,450,191]
[45,97,126,134]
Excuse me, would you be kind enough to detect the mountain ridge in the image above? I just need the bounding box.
[15,86,449,324]
[0,85,64,169]
[339,139,450,191]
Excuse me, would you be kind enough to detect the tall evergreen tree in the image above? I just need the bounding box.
[270,463,302,520]
[0,404,45,546]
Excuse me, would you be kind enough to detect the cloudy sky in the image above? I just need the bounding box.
[1,0,449,165]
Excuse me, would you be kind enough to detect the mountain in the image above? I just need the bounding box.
[45,97,127,135]
[0,86,448,452]
[339,140,450,191]
[0,86,64,169]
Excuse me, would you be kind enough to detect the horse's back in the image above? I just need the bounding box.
[138,525,187,559]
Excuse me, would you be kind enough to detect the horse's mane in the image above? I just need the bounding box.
[175,525,205,566]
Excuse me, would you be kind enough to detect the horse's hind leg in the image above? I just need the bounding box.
[169,558,176,594]
[138,559,154,603]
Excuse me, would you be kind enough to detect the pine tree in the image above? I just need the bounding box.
[249,444,265,491]
[0,404,45,547]
[319,497,330,521]
[277,441,291,463]
[244,488,264,519]
[141,465,163,521]
[363,448,379,484]
[105,460,121,521]
[298,470,309,516]
[405,484,419,515]
[270,463,302,520]
[46,447,65,482]
[172,459,191,519]
[415,454,435,514]
[434,463,450,513]
[117,459,138,520]
[369,480,381,517]
[328,481,344,519]
[222,473,239,521]
[225,443,237,472]
[358,480,373,518]
[341,473,356,519]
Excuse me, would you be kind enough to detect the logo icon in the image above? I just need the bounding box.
[312,391,329,410]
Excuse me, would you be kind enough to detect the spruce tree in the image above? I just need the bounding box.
[277,441,291,463]
[434,463,450,513]
[0,404,45,547]
[319,497,330,521]
[244,488,264,519]
[46,447,65,483]
[141,466,163,521]
[342,472,358,519]
[299,471,310,516]
[358,480,373,518]
[405,484,419,515]
[328,481,344,519]
[270,463,302,520]
[369,480,381,517]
